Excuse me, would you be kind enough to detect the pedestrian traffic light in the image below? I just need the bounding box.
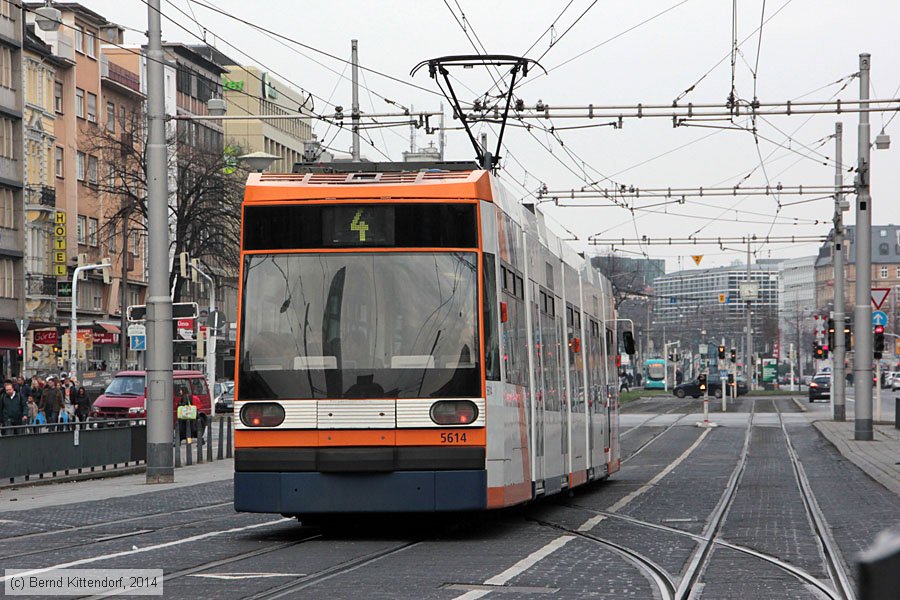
[16,346,23,359]
[717,345,726,359]
[730,348,736,363]
[698,373,707,391]
[874,325,885,359]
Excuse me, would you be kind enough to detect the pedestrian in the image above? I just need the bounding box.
[26,394,38,433]
[0,379,28,435]
[41,376,64,431]
[619,368,630,393]
[177,386,198,441]
[74,386,91,425]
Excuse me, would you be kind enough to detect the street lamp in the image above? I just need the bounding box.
[34,1,62,32]
[239,151,279,173]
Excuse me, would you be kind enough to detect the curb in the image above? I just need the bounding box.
[0,465,146,492]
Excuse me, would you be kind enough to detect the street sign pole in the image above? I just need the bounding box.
[832,121,846,422]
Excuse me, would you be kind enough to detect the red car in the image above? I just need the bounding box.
[90,370,211,423]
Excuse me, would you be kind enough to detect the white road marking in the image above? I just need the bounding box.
[0,518,291,583]
[453,536,575,599]
[578,428,712,531]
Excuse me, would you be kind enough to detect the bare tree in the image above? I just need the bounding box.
[83,111,247,302]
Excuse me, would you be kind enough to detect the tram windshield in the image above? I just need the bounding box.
[647,362,665,381]
[239,252,480,399]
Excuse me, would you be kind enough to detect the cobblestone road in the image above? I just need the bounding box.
[1,395,897,599]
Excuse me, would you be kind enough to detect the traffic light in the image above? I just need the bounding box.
[874,325,885,359]
[52,344,60,356]
[717,345,726,359]
[844,318,852,350]
[16,347,23,359]
[827,318,835,349]
[698,373,707,391]
[730,348,736,363]
[814,344,824,359]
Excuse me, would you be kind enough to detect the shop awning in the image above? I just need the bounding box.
[0,330,20,348]
[95,323,121,334]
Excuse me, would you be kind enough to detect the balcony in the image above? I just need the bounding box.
[25,186,55,222]
[102,56,142,94]
[26,274,58,299]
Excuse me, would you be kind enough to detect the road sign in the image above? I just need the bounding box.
[57,280,72,298]
[127,323,146,337]
[129,335,146,351]
[692,255,703,266]
[872,311,888,327]
[871,288,891,309]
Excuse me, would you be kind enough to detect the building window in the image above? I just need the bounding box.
[88,217,98,246]
[106,102,115,132]
[0,117,13,159]
[0,257,14,298]
[0,46,12,90]
[85,31,96,58]
[0,188,13,229]
[55,146,64,178]
[879,243,889,256]
[880,266,889,279]
[131,230,139,256]
[87,155,98,183]
[74,25,84,53]
[108,226,116,253]
[75,88,84,118]
[896,266,900,278]
[86,92,97,122]
[77,215,87,244]
[54,81,63,113]
[106,162,115,187]
[76,151,85,181]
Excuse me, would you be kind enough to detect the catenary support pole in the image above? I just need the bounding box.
[351,39,360,162]
[853,54,873,441]
[833,122,846,421]
[746,240,753,390]
[146,0,175,481]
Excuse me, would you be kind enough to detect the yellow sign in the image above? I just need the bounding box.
[692,255,703,266]
[53,238,66,250]
[54,264,67,276]
[54,225,66,237]
[718,293,726,303]
[53,251,66,263]
[55,211,66,224]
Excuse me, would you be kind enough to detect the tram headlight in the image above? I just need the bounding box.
[430,400,478,425]
[240,403,285,427]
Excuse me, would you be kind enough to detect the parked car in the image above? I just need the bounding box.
[808,374,831,401]
[889,371,900,391]
[89,370,212,423]
[215,386,234,413]
[214,380,234,399]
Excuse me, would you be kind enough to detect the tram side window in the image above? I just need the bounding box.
[501,264,527,386]
[483,253,501,381]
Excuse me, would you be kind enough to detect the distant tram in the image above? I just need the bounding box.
[644,358,667,389]
[233,162,621,517]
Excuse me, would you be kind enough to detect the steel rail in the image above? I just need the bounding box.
[776,406,856,600]
[536,519,676,600]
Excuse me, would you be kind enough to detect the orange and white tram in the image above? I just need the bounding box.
[233,163,621,515]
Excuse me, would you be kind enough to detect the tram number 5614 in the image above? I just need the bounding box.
[440,432,468,444]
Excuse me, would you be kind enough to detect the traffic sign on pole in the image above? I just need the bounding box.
[129,335,146,351]
[871,288,891,309]
[871,311,888,327]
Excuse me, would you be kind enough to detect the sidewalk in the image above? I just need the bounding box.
[0,457,234,512]
[814,421,900,497]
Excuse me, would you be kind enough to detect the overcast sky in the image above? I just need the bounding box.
[82,0,900,271]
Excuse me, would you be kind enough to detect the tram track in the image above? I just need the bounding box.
[551,396,851,599]
[0,502,236,561]
[776,402,855,600]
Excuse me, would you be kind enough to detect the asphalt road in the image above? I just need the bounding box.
[2,395,898,599]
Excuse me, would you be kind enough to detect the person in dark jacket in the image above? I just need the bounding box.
[40,377,64,430]
[1,379,28,435]
[74,386,91,424]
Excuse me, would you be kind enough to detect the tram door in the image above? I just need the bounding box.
[531,283,545,486]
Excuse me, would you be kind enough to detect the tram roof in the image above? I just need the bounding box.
[244,162,494,203]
